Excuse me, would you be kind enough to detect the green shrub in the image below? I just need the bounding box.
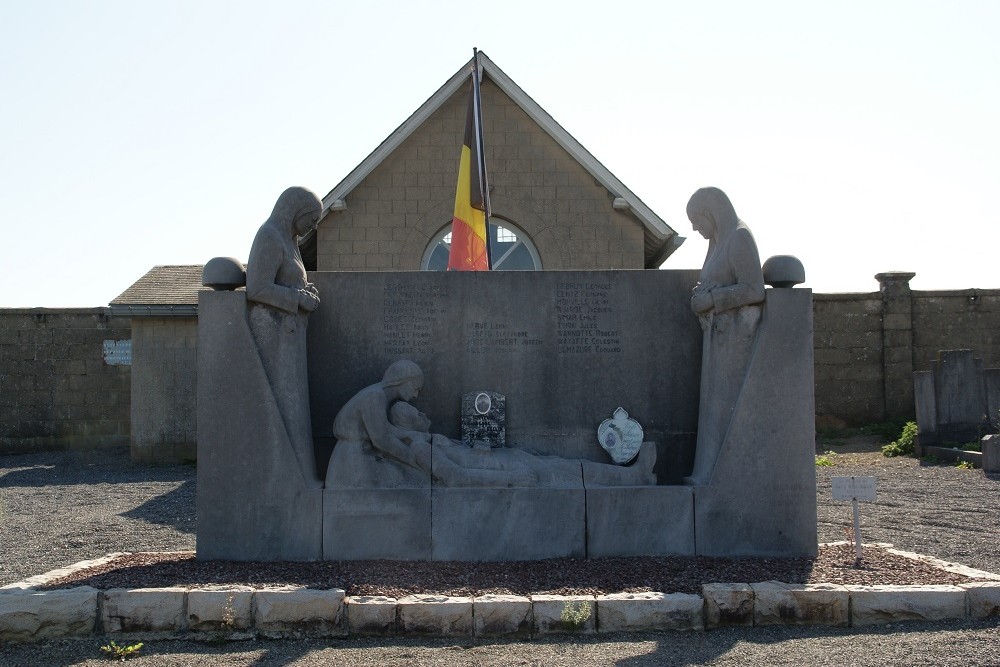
[881,421,917,457]
[815,452,835,467]
[559,600,592,631]
[101,640,143,662]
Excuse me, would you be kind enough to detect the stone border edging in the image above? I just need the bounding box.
[2,546,999,644]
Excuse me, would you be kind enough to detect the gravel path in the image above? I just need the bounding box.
[0,448,195,586]
[1,445,998,665]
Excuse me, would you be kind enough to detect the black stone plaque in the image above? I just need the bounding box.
[462,391,506,448]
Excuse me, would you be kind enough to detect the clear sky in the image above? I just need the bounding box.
[1,1,997,307]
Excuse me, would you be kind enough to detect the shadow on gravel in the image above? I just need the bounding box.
[119,480,196,533]
[0,449,195,487]
[610,620,1000,666]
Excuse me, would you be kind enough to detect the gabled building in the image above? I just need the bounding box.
[113,52,683,462]
[306,51,682,272]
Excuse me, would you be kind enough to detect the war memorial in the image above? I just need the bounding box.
[196,185,818,563]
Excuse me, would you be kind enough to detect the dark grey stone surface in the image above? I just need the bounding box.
[761,255,805,288]
[585,486,695,557]
[198,269,817,561]
[196,291,322,561]
[431,487,586,561]
[913,370,936,453]
[323,489,432,560]
[933,350,987,443]
[914,349,998,447]
[461,391,505,448]
[685,187,766,486]
[307,270,702,478]
[245,187,324,488]
[201,257,246,290]
[982,434,1000,473]
[693,289,818,557]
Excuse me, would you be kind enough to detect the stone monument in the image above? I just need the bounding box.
[196,185,817,562]
[683,187,816,557]
[197,187,324,561]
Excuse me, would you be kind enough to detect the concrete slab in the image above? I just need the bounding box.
[751,581,849,627]
[960,582,1000,618]
[847,585,967,626]
[324,489,432,560]
[101,588,186,634]
[0,587,98,643]
[982,434,1000,473]
[694,290,818,557]
[703,583,753,628]
[432,487,585,561]
[586,486,695,557]
[531,595,596,635]
[253,588,346,638]
[345,596,397,636]
[187,588,253,633]
[473,594,532,637]
[397,595,473,636]
[596,592,703,632]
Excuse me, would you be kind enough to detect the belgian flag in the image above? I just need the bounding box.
[447,49,491,271]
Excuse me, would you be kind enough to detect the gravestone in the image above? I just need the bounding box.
[462,391,505,448]
[913,349,1000,448]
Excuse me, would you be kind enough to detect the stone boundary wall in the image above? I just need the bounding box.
[2,548,998,643]
[814,274,1000,426]
[0,309,130,453]
[129,318,197,463]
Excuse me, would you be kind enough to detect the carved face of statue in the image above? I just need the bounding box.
[398,377,422,402]
[292,208,322,238]
[389,401,432,432]
[689,211,716,240]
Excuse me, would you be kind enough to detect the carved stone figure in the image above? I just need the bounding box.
[685,187,765,485]
[246,186,323,488]
[326,361,658,488]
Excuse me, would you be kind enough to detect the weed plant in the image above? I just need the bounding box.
[881,421,917,457]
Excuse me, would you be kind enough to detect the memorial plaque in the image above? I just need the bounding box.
[462,391,506,448]
[597,407,644,464]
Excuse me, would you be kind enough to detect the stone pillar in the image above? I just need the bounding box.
[876,272,916,421]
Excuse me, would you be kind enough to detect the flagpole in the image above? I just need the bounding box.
[472,47,492,269]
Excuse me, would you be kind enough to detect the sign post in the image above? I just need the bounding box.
[830,476,877,566]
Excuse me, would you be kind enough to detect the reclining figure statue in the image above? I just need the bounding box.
[325,360,657,489]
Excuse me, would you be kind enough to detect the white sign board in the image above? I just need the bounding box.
[831,476,877,502]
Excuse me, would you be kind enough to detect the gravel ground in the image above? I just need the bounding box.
[1,444,998,665]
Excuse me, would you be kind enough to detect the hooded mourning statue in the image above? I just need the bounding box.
[685,187,765,485]
[246,186,323,488]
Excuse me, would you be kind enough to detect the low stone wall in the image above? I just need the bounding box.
[2,549,998,643]
[0,309,130,453]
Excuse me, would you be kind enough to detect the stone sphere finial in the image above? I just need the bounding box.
[202,257,247,290]
[762,255,805,288]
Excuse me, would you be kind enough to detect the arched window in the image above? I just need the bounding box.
[421,218,542,271]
